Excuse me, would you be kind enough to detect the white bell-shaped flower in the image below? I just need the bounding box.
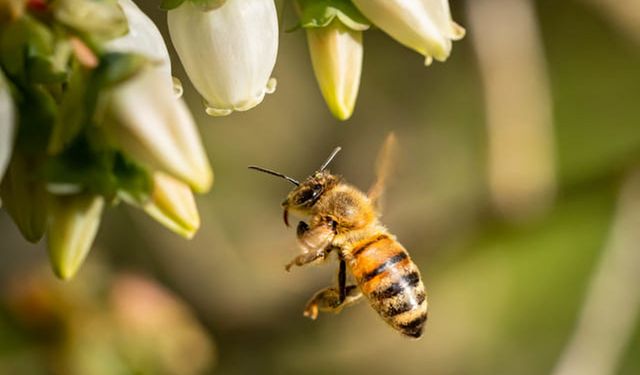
[107,67,213,193]
[168,0,279,116]
[0,72,15,186]
[352,0,464,65]
[107,0,175,92]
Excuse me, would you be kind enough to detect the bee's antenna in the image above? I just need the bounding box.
[248,165,300,186]
[319,146,342,171]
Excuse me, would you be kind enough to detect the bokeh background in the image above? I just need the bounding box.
[2,0,640,374]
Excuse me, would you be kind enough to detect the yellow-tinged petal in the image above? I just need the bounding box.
[47,194,105,280]
[306,21,363,121]
[142,172,200,239]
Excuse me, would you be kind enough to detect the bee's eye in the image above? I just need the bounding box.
[296,184,323,205]
[296,190,314,204]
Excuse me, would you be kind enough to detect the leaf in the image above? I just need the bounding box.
[96,52,147,89]
[113,152,152,204]
[161,0,187,11]
[189,0,226,11]
[14,84,57,154]
[295,0,370,31]
[0,153,49,243]
[43,134,152,204]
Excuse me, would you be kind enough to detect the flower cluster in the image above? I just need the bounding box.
[0,0,463,280]
[0,0,211,280]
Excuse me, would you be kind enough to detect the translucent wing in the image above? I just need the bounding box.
[368,132,398,211]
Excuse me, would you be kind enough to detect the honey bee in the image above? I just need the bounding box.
[249,134,427,338]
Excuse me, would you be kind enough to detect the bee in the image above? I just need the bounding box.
[249,134,427,338]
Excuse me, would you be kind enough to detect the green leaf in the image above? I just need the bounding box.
[112,152,153,204]
[14,84,57,155]
[295,0,370,31]
[0,153,49,243]
[189,0,226,11]
[96,52,147,89]
[43,134,152,204]
[161,0,187,11]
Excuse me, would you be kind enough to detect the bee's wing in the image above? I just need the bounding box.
[368,132,398,211]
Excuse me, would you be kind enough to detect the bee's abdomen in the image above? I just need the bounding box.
[349,237,427,338]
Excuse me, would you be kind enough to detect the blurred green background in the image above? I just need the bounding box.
[2,0,640,374]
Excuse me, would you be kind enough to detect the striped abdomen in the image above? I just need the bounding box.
[348,236,427,338]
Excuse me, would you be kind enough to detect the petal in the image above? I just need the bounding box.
[107,67,213,193]
[352,0,464,63]
[0,72,15,186]
[47,194,105,280]
[107,0,174,90]
[306,21,363,120]
[168,0,279,115]
[138,172,201,239]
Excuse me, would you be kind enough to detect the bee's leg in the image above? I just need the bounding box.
[285,248,328,271]
[338,259,347,302]
[303,285,363,320]
[285,220,334,271]
[304,260,363,319]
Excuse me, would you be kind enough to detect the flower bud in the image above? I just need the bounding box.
[167,0,278,116]
[106,0,174,92]
[106,67,213,193]
[53,0,128,40]
[137,172,200,239]
[0,154,48,242]
[0,71,15,186]
[352,0,465,65]
[306,21,363,120]
[47,194,105,280]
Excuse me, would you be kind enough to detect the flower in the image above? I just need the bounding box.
[130,172,201,239]
[351,0,465,65]
[106,0,174,91]
[0,71,15,186]
[306,20,363,120]
[106,67,213,193]
[167,0,279,116]
[47,194,105,280]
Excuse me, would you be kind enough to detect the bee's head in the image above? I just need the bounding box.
[249,147,342,226]
[281,171,340,221]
